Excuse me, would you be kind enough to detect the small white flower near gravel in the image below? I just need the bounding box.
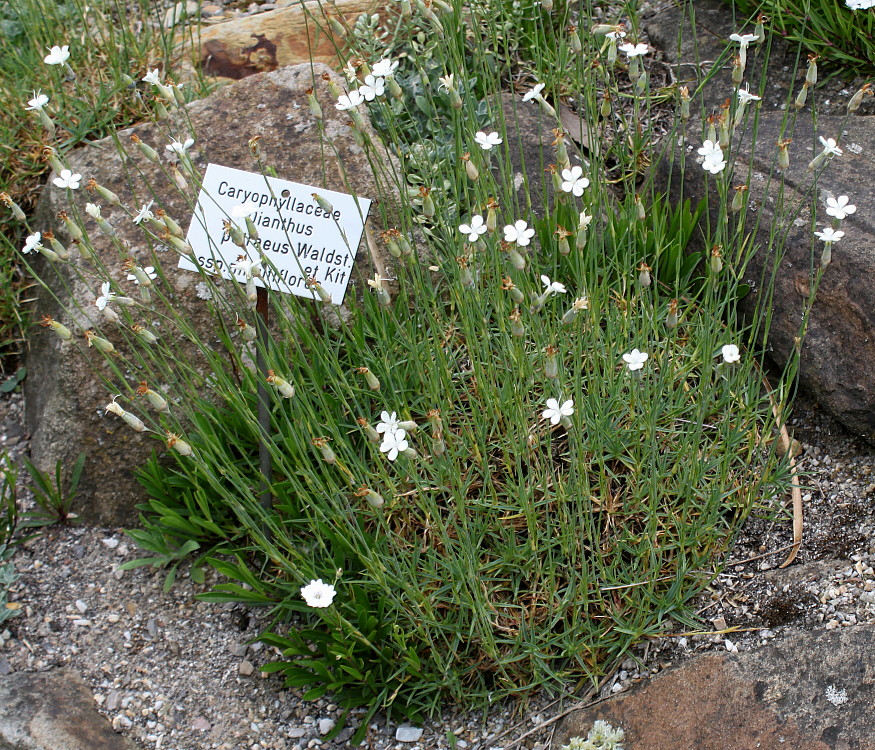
[825,685,848,706]
[396,725,424,742]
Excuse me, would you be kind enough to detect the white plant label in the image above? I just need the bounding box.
[180,163,371,304]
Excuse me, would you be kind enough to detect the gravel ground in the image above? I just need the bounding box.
[2,387,874,750]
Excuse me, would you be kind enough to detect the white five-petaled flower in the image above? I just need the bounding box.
[359,74,385,101]
[697,140,726,174]
[458,215,487,242]
[142,69,161,85]
[818,136,843,157]
[606,30,627,41]
[335,90,365,111]
[231,201,258,219]
[379,428,409,461]
[619,42,650,58]
[729,32,758,48]
[474,131,503,150]
[22,232,42,254]
[300,579,336,608]
[25,90,49,111]
[95,282,116,311]
[376,410,402,435]
[814,227,845,243]
[85,202,101,219]
[166,138,194,155]
[503,219,535,247]
[52,169,81,190]
[721,344,741,364]
[438,74,456,92]
[127,266,157,284]
[542,397,574,425]
[623,348,649,371]
[522,82,545,102]
[540,274,567,295]
[44,44,70,65]
[825,195,856,220]
[371,57,399,77]
[133,200,155,225]
[737,85,761,104]
[560,165,590,196]
[846,0,875,8]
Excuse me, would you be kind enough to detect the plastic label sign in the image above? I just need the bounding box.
[180,163,371,304]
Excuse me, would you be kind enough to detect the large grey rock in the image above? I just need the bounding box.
[646,0,875,440]
[0,669,139,750]
[26,63,399,524]
[660,110,875,441]
[554,625,875,749]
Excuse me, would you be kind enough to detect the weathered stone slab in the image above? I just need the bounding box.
[554,625,875,749]
[0,669,139,750]
[189,0,381,80]
[25,63,398,524]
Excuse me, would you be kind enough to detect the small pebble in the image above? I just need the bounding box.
[395,726,424,742]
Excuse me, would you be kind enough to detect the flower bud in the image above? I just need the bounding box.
[679,86,690,122]
[312,193,334,214]
[544,346,559,379]
[132,324,158,343]
[130,134,159,162]
[710,245,723,273]
[0,192,26,221]
[420,188,435,219]
[266,370,295,398]
[731,185,748,213]
[307,89,322,118]
[848,83,873,113]
[166,432,193,456]
[638,262,652,287]
[357,417,381,443]
[161,212,184,238]
[569,27,582,54]
[137,382,168,411]
[820,244,832,268]
[307,278,332,303]
[387,76,403,100]
[665,299,679,330]
[356,486,384,508]
[805,55,818,87]
[794,83,808,110]
[634,194,646,221]
[464,156,479,182]
[510,308,524,337]
[237,317,257,341]
[106,401,147,432]
[40,314,72,340]
[171,166,188,191]
[313,437,336,464]
[754,14,767,43]
[357,366,380,391]
[84,330,116,353]
[43,231,70,260]
[777,139,791,171]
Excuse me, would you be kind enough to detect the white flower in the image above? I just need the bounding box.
[231,255,261,279]
[44,45,70,65]
[729,32,758,48]
[814,227,845,243]
[503,219,535,247]
[359,74,385,101]
[560,165,590,196]
[542,397,574,425]
[606,30,627,41]
[195,281,213,300]
[25,90,49,111]
[698,140,726,174]
[458,215,487,242]
[522,82,545,102]
[540,274,567,295]
[133,200,155,225]
[623,348,649,371]
[22,232,42,254]
[721,344,741,364]
[166,138,194,155]
[371,57,399,77]
[578,211,593,230]
[379,428,408,461]
[335,90,365,111]
[95,282,116,311]
[818,136,843,157]
[846,0,875,8]
[300,579,336,608]
[52,169,81,189]
[474,131,503,150]
[825,195,856,220]
[619,42,650,58]
[438,74,456,92]
[85,202,101,219]
[737,85,761,103]
[231,201,258,218]
[376,410,401,435]
[342,60,358,82]
[127,265,157,284]
[142,69,161,85]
